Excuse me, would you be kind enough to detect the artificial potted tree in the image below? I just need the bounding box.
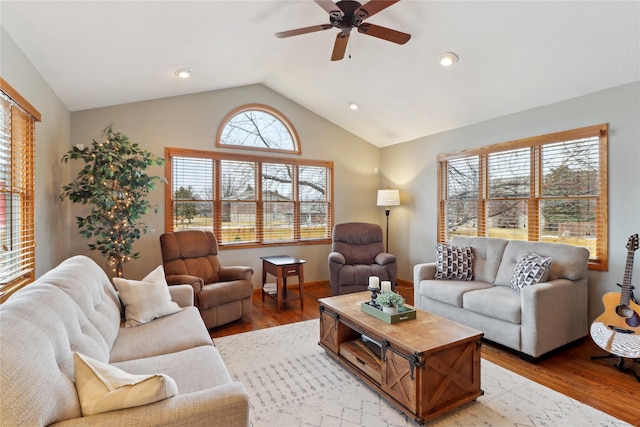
[60,125,164,277]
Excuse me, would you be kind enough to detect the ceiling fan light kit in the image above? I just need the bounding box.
[275,0,411,61]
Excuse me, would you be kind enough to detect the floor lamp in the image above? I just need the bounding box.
[377,189,400,253]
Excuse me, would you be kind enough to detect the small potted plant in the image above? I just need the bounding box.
[376,291,405,315]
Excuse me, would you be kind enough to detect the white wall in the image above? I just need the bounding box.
[0,28,72,277]
[70,85,382,285]
[381,82,640,321]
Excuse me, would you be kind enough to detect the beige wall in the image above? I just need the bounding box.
[381,82,640,321]
[70,85,382,285]
[1,28,72,278]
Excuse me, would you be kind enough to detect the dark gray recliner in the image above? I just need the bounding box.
[328,222,397,295]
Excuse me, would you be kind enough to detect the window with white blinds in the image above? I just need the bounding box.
[438,124,608,270]
[165,148,333,247]
[0,79,39,302]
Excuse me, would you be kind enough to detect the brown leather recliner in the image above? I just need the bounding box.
[160,230,254,329]
[328,222,397,295]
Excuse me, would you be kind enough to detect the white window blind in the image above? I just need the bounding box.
[438,124,608,270]
[166,148,333,247]
[0,82,38,302]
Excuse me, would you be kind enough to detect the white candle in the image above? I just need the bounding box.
[381,281,391,293]
[368,276,379,289]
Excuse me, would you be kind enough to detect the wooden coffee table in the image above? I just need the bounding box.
[318,292,483,425]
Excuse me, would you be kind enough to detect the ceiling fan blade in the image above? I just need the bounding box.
[314,0,343,15]
[357,23,410,44]
[331,33,349,61]
[275,24,333,38]
[355,0,401,20]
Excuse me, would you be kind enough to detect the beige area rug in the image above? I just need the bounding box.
[214,319,630,427]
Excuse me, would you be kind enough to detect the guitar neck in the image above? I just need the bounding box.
[621,250,635,306]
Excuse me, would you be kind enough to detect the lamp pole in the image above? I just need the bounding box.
[384,207,390,253]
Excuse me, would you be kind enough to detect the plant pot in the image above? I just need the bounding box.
[382,306,398,315]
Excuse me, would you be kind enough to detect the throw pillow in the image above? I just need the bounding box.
[434,243,473,281]
[510,252,552,291]
[73,352,178,416]
[113,265,181,327]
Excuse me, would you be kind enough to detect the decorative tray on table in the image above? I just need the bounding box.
[360,301,417,324]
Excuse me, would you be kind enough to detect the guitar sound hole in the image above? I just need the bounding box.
[616,304,633,318]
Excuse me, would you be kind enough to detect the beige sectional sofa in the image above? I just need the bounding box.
[0,255,250,426]
[414,236,590,360]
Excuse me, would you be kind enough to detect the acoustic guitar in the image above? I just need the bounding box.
[590,234,640,359]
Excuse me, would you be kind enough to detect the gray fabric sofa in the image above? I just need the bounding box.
[414,236,590,360]
[0,255,250,426]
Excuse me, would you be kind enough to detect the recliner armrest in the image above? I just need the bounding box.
[375,253,396,266]
[219,266,253,281]
[165,274,204,294]
[328,252,345,265]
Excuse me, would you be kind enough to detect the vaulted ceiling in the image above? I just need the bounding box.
[2,1,639,147]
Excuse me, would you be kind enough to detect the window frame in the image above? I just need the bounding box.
[437,123,608,271]
[165,147,333,248]
[0,78,40,303]
[216,103,301,155]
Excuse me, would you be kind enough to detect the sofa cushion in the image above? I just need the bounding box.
[74,352,178,416]
[110,306,212,363]
[434,243,473,280]
[113,266,182,327]
[495,240,590,286]
[418,279,493,307]
[113,345,232,395]
[463,286,522,324]
[510,252,552,291]
[451,236,509,284]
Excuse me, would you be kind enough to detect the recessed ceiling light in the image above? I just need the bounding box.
[175,68,192,79]
[349,102,359,110]
[438,52,458,67]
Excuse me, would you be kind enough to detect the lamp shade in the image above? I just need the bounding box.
[377,189,400,207]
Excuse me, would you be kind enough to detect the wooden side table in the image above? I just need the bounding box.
[261,255,306,312]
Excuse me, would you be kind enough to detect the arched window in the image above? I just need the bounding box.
[216,104,300,154]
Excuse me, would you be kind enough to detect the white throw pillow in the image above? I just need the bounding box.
[510,252,552,291]
[113,265,181,327]
[73,352,178,416]
[434,243,474,281]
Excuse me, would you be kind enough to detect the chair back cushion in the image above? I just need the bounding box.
[332,222,385,264]
[160,231,221,283]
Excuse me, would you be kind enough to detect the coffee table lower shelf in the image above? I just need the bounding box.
[319,293,483,425]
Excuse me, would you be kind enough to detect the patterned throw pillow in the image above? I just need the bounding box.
[434,243,473,280]
[510,252,552,291]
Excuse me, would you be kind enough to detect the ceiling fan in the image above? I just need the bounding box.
[275,0,411,61]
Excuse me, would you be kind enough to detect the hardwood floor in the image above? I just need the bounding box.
[211,283,639,426]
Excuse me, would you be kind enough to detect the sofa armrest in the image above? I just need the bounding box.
[520,278,589,357]
[413,262,436,282]
[165,274,204,294]
[51,382,250,427]
[168,284,195,307]
[219,266,253,282]
[413,263,437,309]
[328,251,345,265]
[374,253,396,266]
